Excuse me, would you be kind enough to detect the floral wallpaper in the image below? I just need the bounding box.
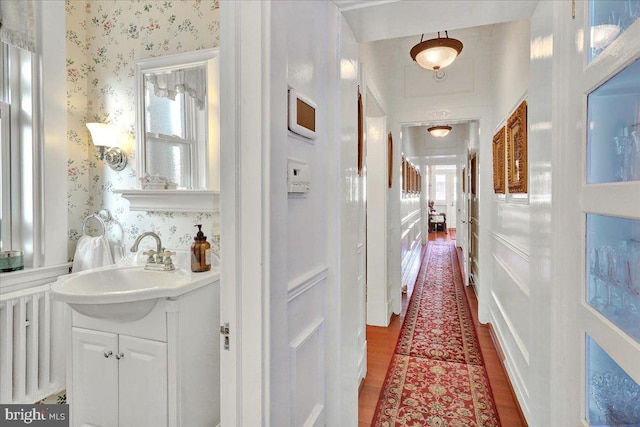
[66,0,220,260]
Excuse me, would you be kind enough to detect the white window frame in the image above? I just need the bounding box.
[1,41,43,268]
[435,173,446,201]
[0,101,11,250]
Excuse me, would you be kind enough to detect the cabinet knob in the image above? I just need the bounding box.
[104,351,113,358]
[115,352,125,360]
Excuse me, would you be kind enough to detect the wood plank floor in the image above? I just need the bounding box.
[357,230,527,426]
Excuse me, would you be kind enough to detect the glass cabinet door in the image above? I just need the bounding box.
[586,214,640,342]
[586,58,640,184]
[584,2,640,426]
[586,336,640,425]
[589,0,640,62]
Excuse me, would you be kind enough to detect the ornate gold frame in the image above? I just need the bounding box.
[492,126,506,194]
[388,132,393,188]
[470,154,477,196]
[506,100,528,193]
[357,89,363,175]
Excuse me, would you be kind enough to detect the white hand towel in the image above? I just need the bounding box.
[72,235,115,273]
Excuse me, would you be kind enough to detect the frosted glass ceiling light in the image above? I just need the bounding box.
[428,126,452,138]
[86,123,128,171]
[410,31,463,71]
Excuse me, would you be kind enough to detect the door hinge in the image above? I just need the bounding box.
[220,322,230,350]
[572,0,576,19]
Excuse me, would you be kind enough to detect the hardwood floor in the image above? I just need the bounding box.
[357,230,527,426]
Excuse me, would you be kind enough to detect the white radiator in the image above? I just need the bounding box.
[0,284,62,403]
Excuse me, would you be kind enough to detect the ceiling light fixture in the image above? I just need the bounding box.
[410,31,463,71]
[428,125,452,138]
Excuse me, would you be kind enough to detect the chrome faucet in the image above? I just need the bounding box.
[130,232,175,271]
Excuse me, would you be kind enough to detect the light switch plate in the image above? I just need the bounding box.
[287,158,310,194]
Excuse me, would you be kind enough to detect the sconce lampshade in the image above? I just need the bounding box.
[86,123,121,147]
[428,125,452,138]
[86,122,128,171]
[410,31,463,71]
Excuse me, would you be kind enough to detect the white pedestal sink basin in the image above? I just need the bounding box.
[51,265,219,321]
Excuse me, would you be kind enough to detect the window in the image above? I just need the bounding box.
[1,41,38,266]
[435,174,446,201]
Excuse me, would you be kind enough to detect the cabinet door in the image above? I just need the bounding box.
[72,327,119,427]
[118,335,168,427]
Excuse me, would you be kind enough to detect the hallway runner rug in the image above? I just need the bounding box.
[372,241,500,427]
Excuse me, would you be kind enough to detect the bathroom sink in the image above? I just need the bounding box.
[51,265,219,321]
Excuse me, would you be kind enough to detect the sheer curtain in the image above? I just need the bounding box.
[145,66,206,110]
[0,0,36,53]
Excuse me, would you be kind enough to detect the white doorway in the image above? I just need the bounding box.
[430,164,458,231]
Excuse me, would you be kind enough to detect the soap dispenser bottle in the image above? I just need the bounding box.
[191,224,212,272]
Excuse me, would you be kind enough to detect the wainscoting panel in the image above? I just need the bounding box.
[357,243,366,384]
[401,207,423,291]
[287,267,327,427]
[489,231,532,420]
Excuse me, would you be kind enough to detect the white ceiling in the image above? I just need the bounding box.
[333,0,539,42]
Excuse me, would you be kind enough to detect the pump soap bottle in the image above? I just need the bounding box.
[191,224,212,272]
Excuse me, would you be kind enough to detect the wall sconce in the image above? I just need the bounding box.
[410,31,463,71]
[428,125,452,137]
[86,123,128,171]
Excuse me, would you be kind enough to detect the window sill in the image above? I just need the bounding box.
[113,189,220,213]
[0,263,71,295]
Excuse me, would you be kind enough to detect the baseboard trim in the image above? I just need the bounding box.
[488,323,529,427]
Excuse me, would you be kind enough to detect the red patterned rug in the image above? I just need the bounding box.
[372,241,500,427]
[396,242,482,366]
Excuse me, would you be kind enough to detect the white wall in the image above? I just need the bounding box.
[39,0,68,269]
[267,2,328,425]
[526,2,554,425]
[266,1,361,425]
[365,116,389,326]
[485,18,534,422]
[327,10,364,425]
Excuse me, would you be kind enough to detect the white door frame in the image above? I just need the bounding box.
[219,1,269,425]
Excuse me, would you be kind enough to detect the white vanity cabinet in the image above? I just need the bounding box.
[72,328,167,427]
[65,273,220,427]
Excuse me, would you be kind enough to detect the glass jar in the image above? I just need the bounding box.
[0,250,24,272]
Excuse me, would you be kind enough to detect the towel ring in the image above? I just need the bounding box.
[82,209,112,236]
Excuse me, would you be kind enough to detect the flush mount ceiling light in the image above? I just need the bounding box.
[428,125,452,138]
[410,31,463,71]
[86,123,128,171]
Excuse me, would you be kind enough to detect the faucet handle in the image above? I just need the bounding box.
[160,250,175,270]
[143,249,156,263]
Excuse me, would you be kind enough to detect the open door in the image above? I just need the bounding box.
[468,152,479,291]
[459,163,469,285]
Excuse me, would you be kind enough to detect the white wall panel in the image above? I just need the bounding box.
[491,263,531,365]
[287,273,326,427]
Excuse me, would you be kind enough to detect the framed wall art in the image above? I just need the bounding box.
[507,100,528,193]
[462,166,466,193]
[492,126,506,194]
[357,88,363,175]
[470,154,477,196]
[388,132,393,188]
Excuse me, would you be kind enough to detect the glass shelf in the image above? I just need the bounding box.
[587,57,640,184]
[586,335,640,426]
[586,214,640,342]
[589,0,640,62]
